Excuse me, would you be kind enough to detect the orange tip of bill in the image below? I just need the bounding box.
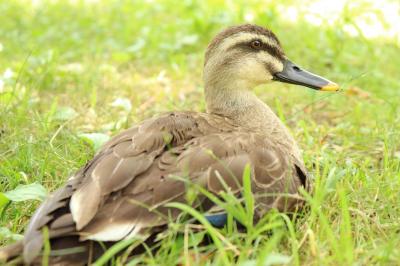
[321,82,340,91]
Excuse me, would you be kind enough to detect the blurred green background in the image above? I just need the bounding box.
[0,0,399,265]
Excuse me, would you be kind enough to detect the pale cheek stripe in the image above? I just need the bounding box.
[258,51,284,72]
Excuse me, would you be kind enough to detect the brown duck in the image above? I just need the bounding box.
[0,24,338,265]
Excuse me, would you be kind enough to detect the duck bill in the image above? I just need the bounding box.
[273,59,339,91]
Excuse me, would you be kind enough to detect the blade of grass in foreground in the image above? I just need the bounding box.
[41,227,50,266]
[93,238,139,266]
[338,187,354,264]
[242,164,255,231]
[166,202,231,265]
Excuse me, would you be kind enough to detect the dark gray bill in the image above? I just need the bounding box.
[273,59,339,91]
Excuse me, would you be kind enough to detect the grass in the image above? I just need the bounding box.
[0,0,399,265]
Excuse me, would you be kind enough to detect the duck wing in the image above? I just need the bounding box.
[22,111,308,264]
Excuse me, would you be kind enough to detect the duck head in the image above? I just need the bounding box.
[203,24,339,93]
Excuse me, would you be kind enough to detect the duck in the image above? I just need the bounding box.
[0,24,338,265]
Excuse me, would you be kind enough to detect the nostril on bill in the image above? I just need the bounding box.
[293,66,301,71]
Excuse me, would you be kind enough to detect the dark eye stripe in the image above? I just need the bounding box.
[229,40,285,61]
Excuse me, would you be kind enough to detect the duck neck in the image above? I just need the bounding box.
[204,82,301,156]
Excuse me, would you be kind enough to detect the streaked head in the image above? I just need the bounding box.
[204,24,339,92]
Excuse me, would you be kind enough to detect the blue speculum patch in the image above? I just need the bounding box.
[205,212,227,227]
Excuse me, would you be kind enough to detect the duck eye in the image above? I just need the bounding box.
[251,40,262,49]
